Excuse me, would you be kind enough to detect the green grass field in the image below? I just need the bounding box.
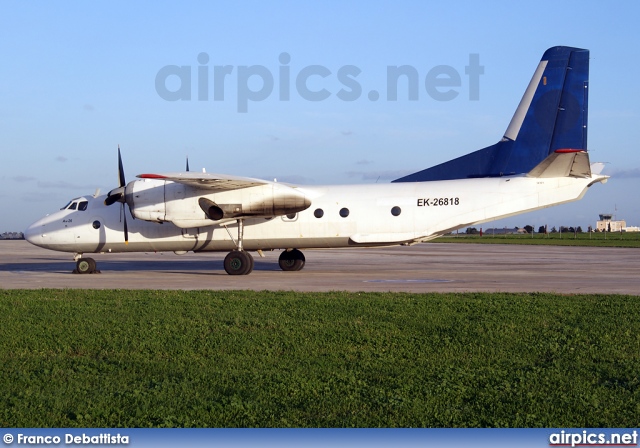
[436,232,640,247]
[1,290,639,428]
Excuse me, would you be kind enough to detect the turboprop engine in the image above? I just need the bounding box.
[122,177,311,228]
[103,149,311,239]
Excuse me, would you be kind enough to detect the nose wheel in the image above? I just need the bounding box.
[75,257,98,274]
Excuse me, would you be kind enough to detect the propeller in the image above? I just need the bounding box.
[104,146,126,205]
[186,155,190,172]
[104,146,129,244]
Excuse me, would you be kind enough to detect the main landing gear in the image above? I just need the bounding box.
[223,250,254,275]
[222,219,306,275]
[223,219,254,275]
[278,248,305,271]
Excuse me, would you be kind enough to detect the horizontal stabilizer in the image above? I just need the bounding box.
[527,149,591,178]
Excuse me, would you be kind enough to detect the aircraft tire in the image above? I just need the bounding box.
[224,250,253,275]
[278,249,305,271]
[248,252,255,274]
[76,257,96,274]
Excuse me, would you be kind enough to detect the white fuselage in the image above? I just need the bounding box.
[25,174,605,256]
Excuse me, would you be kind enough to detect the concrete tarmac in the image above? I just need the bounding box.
[0,240,638,294]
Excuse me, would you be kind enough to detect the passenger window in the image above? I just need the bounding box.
[78,201,88,211]
[68,202,77,210]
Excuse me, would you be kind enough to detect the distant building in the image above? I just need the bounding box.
[0,232,25,240]
[595,214,638,232]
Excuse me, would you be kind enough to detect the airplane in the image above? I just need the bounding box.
[25,46,608,275]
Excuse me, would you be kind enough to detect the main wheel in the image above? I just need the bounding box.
[278,249,305,271]
[76,257,96,274]
[224,250,253,275]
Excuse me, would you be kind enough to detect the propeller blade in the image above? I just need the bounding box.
[123,204,129,244]
[104,193,122,206]
[117,145,126,187]
[186,156,190,172]
[105,147,127,206]
[105,146,130,243]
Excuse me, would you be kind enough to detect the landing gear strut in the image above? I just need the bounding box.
[223,219,254,275]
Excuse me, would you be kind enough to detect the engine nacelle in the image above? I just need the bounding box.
[198,198,242,221]
[124,179,311,228]
[125,178,167,222]
[181,183,311,227]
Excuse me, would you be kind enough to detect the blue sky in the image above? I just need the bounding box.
[1,1,639,232]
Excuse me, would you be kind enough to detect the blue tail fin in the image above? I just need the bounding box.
[393,46,589,182]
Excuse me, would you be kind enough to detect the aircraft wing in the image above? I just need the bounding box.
[137,172,270,192]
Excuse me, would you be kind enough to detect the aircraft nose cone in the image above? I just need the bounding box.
[24,221,44,246]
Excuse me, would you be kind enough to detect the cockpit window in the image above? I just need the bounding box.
[60,198,87,211]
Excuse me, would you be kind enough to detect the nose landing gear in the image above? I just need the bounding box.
[74,255,98,274]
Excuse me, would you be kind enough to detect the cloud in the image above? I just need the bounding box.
[341,130,353,136]
[20,192,54,203]
[83,104,95,111]
[37,180,92,190]
[55,156,68,162]
[346,170,412,181]
[278,175,314,184]
[356,159,373,165]
[12,175,36,182]
[608,167,640,179]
